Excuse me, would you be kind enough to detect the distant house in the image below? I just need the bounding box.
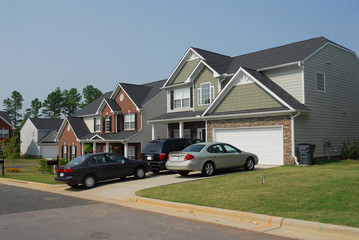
[0,111,14,143]
[149,37,359,165]
[20,118,63,158]
[55,79,167,160]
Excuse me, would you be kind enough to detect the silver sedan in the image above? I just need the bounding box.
[166,142,259,177]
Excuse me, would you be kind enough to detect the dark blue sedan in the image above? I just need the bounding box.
[55,153,149,189]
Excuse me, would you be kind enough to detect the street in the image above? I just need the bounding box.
[0,184,294,240]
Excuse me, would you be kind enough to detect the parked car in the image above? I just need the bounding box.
[141,138,202,173]
[55,153,149,189]
[166,142,259,177]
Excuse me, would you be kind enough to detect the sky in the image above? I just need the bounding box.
[1,0,359,113]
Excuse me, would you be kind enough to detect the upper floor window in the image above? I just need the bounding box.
[316,72,326,92]
[105,116,112,132]
[124,113,136,130]
[198,83,214,105]
[94,117,101,132]
[0,129,9,138]
[171,88,191,109]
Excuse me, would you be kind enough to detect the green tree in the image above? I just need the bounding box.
[62,88,82,116]
[3,91,23,128]
[42,87,63,119]
[82,85,102,107]
[0,136,21,168]
[26,98,42,118]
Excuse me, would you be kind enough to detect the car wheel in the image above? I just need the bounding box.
[179,171,189,176]
[134,167,146,179]
[151,169,160,174]
[244,157,255,171]
[82,175,96,189]
[202,162,215,177]
[67,183,78,188]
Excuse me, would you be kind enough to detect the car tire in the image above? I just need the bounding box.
[202,162,215,177]
[179,171,189,176]
[67,183,78,188]
[244,157,255,171]
[151,169,160,174]
[82,175,96,189]
[134,167,146,179]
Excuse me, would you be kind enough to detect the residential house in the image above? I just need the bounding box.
[55,79,167,160]
[149,37,359,165]
[20,118,63,158]
[0,111,14,143]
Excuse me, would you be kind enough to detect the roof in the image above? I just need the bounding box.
[73,92,112,117]
[82,131,140,141]
[30,118,63,131]
[0,111,13,126]
[151,110,205,122]
[67,117,91,139]
[193,37,333,74]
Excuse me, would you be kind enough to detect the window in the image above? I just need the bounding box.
[106,154,125,163]
[124,113,136,130]
[172,88,191,109]
[128,146,136,159]
[198,83,214,105]
[316,72,326,92]
[174,129,191,138]
[71,145,76,159]
[105,117,111,132]
[222,144,238,153]
[208,144,224,153]
[0,129,9,138]
[94,117,101,132]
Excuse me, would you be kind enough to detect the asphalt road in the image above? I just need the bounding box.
[0,184,293,240]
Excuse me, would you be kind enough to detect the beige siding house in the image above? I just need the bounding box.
[149,37,359,165]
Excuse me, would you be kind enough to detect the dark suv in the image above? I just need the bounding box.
[141,138,201,173]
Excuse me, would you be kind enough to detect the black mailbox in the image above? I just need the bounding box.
[47,160,59,166]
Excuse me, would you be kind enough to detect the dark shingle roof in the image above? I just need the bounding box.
[81,131,140,141]
[73,92,112,117]
[192,48,232,74]
[0,111,12,125]
[67,117,91,139]
[104,98,122,112]
[151,111,205,121]
[30,118,63,131]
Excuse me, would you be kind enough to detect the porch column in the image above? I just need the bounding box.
[105,142,109,152]
[152,124,156,140]
[81,143,84,155]
[93,142,97,153]
[179,121,184,138]
[124,142,128,158]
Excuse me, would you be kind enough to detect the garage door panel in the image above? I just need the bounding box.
[214,127,283,165]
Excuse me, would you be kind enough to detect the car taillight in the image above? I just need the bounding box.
[56,168,74,173]
[184,154,195,161]
[159,153,167,160]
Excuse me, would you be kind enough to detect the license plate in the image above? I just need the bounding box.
[147,156,153,160]
[60,173,64,177]
[173,156,179,161]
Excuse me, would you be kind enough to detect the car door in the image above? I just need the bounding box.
[105,153,132,178]
[207,144,226,169]
[222,144,246,168]
[89,154,113,181]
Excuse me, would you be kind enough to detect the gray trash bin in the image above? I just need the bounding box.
[297,144,315,165]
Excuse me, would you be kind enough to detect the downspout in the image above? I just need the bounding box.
[291,112,301,165]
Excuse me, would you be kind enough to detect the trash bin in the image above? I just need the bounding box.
[297,144,315,165]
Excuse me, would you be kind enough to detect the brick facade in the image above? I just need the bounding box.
[114,89,141,130]
[0,117,13,140]
[207,115,293,164]
[58,122,81,161]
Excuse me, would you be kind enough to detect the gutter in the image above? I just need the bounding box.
[291,112,301,165]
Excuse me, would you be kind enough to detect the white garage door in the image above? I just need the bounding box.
[41,146,58,159]
[213,126,283,165]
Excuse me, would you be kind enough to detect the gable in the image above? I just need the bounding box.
[213,82,283,114]
[194,67,220,111]
[172,59,201,85]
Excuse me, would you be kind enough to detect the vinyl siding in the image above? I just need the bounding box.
[213,83,283,113]
[263,65,303,103]
[172,59,200,85]
[295,44,359,157]
[194,67,219,111]
[20,120,40,156]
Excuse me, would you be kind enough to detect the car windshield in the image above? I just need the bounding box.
[182,144,206,152]
[142,141,164,152]
[67,155,88,166]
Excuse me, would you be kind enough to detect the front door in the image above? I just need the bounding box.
[197,128,206,141]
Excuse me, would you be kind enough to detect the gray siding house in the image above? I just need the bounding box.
[149,37,359,165]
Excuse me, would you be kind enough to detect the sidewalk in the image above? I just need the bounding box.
[0,167,358,240]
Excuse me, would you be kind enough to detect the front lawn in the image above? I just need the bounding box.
[0,158,58,184]
[137,160,359,228]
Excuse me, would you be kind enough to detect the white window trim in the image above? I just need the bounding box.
[0,129,9,138]
[105,116,111,132]
[198,82,214,106]
[316,72,326,92]
[124,113,136,130]
[128,145,136,159]
[173,88,191,109]
[94,117,101,132]
[174,129,191,138]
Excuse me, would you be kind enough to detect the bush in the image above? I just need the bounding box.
[343,139,359,159]
[59,159,68,166]
[6,168,20,173]
[37,159,54,174]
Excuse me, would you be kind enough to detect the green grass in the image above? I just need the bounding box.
[0,158,58,184]
[137,160,359,228]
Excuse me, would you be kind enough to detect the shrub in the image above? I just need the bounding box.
[59,159,68,166]
[6,168,20,173]
[343,139,359,159]
[37,159,54,174]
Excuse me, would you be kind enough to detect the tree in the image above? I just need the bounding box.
[62,88,82,116]
[0,136,21,168]
[82,85,103,107]
[42,87,63,119]
[3,91,23,128]
[26,98,42,118]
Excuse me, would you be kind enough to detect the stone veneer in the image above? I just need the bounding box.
[207,115,293,164]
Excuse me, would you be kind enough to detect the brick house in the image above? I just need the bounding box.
[149,37,359,165]
[55,79,167,160]
[0,111,14,142]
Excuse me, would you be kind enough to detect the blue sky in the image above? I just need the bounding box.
[1,0,358,112]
